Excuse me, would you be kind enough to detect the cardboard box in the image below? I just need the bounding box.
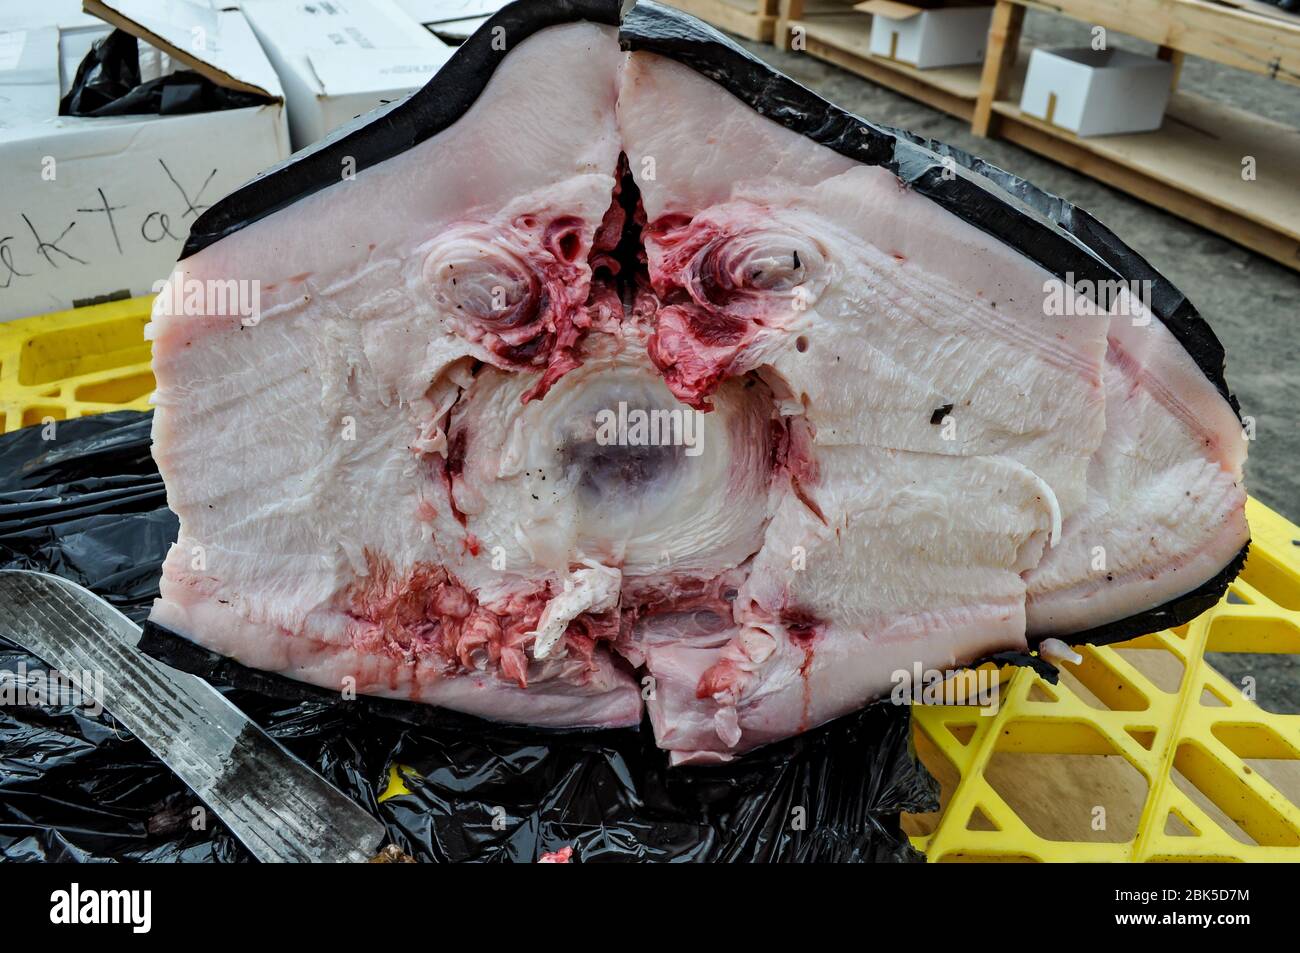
[0,0,289,323]
[1019,47,1174,137]
[855,1,992,70]
[240,0,454,150]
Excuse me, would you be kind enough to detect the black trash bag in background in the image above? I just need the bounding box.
[0,412,938,862]
[60,28,272,118]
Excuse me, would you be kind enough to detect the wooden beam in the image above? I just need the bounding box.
[1157,44,1186,91]
[1016,0,1300,87]
[973,1,1024,137]
[776,0,805,51]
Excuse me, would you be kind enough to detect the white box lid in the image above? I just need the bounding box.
[84,0,282,99]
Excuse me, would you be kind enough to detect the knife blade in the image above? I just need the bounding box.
[0,570,388,863]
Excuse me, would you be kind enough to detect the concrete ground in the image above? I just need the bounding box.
[736,10,1299,517]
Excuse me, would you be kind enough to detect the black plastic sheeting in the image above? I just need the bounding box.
[0,412,938,862]
[60,28,271,118]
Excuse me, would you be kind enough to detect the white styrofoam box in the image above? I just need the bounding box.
[1019,47,1174,136]
[855,1,992,70]
[0,27,62,129]
[0,1,101,33]
[393,0,505,26]
[394,0,506,41]
[0,1,289,323]
[241,0,454,150]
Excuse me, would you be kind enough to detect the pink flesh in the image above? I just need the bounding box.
[148,23,1247,763]
[1023,310,1247,634]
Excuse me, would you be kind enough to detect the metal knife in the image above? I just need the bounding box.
[0,570,388,863]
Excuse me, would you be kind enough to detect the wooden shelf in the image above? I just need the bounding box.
[780,10,1033,122]
[992,92,1300,268]
[790,13,992,120]
[663,0,779,42]
[775,0,1300,270]
[1016,0,1300,87]
[973,0,1300,270]
[777,0,858,35]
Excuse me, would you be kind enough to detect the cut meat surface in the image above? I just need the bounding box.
[146,1,1248,764]
[645,448,1058,763]
[1024,308,1247,636]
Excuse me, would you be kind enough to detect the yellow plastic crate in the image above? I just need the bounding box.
[5,298,1298,861]
[910,498,1300,862]
[0,296,156,433]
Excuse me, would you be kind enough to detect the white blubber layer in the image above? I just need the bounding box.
[148,22,1248,763]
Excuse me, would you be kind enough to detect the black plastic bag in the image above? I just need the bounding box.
[60,29,271,118]
[0,412,937,862]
